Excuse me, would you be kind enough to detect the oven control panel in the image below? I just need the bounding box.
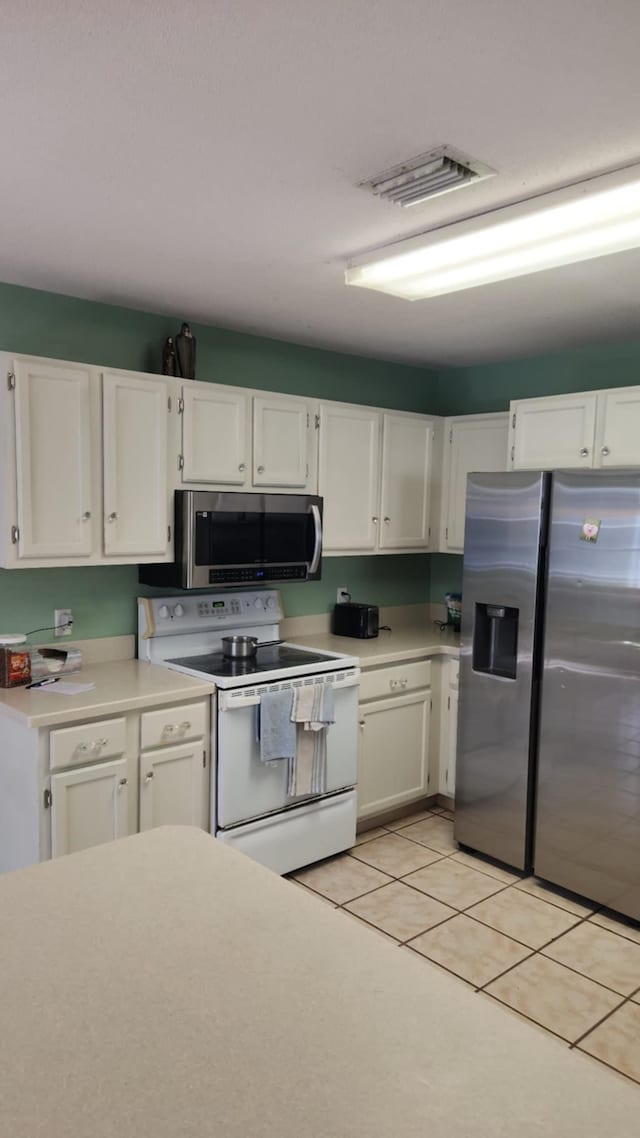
[141,590,283,637]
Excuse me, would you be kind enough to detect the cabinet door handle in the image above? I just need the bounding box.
[82,511,91,521]
[118,778,128,788]
[145,771,154,783]
[238,463,246,472]
[372,516,379,524]
[359,720,365,728]
[257,465,265,474]
[108,511,118,521]
[579,448,589,458]
[601,445,610,457]
[383,516,390,524]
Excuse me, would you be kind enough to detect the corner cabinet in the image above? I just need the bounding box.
[0,354,173,567]
[357,660,432,821]
[319,401,438,555]
[440,413,509,552]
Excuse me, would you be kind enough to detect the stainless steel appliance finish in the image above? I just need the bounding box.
[455,471,549,871]
[139,491,323,590]
[536,471,640,920]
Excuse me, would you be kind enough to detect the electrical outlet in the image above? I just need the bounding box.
[54,609,73,637]
[336,586,350,604]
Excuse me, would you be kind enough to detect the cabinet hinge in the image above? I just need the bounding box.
[43,788,52,810]
[314,413,320,429]
[10,525,19,544]
[512,412,516,428]
[178,397,185,414]
[167,524,172,542]
[167,395,172,411]
[7,370,15,391]
[445,527,448,541]
[510,444,515,464]
[178,454,184,470]
[447,695,451,710]
[306,412,310,428]
[305,463,309,480]
[202,750,207,768]
[430,698,433,711]
[449,428,453,444]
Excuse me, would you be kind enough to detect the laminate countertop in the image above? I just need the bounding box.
[294,623,459,667]
[0,660,215,728]
[0,827,636,1138]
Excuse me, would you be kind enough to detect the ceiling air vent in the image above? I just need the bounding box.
[359,145,496,208]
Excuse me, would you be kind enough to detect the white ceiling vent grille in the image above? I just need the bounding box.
[359,146,496,208]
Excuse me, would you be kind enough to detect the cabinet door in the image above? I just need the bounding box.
[445,686,458,798]
[181,383,250,485]
[50,758,130,858]
[510,394,597,470]
[13,359,93,558]
[318,403,380,552]
[139,742,207,831]
[443,415,509,552]
[379,413,433,550]
[102,372,169,557]
[253,394,315,490]
[595,388,640,468]
[357,690,430,820]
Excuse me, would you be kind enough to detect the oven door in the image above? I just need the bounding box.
[216,671,359,828]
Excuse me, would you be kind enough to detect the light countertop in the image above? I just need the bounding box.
[293,624,459,667]
[0,827,636,1137]
[0,660,215,728]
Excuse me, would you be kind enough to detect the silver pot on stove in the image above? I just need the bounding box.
[221,636,283,660]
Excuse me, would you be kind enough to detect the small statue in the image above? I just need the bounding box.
[162,336,177,376]
[175,322,196,380]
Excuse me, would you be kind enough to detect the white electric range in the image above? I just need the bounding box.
[138,590,360,874]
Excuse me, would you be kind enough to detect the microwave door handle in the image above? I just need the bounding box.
[309,504,322,575]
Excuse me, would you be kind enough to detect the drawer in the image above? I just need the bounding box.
[140,700,208,750]
[450,660,459,686]
[359,660,431,702]
[50,717,127,771]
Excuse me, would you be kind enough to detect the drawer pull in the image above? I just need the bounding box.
[145,771,154,783]
[95,738,108,749]
[163,724,176,734]
[77,742,90,754]
[400,678,408,688]
[179,721,191,731]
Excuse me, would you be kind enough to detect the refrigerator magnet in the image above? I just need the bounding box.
[580,518,601,543]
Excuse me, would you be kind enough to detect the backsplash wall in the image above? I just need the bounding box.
[0,281,438,639]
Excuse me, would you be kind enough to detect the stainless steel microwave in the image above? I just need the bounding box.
[139,491,323,589]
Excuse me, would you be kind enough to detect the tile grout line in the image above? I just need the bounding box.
[570,992,632,1052]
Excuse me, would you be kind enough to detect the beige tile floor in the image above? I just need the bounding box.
[290,808,640,1088]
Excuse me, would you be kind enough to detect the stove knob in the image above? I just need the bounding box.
[159,605,170,619]
[173,603,185,618]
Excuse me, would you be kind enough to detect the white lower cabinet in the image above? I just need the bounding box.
[139,741,208,831]
[51,758,131,857]
[439,658,459,798]
[357,661,432,821]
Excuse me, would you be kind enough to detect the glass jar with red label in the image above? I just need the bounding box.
[0,634,31,687]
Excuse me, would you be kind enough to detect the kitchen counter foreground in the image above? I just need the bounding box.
[0,827,636,1137]
[0,659,215,727]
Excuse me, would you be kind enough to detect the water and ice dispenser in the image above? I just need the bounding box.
[472,604,519,679]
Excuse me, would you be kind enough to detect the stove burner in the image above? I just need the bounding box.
[167,644,340,679]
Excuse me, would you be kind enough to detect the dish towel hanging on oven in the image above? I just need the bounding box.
[257,688,296,764]
[289,683,335,798]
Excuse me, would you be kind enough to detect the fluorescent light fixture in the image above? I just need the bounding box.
[345,165,640,300]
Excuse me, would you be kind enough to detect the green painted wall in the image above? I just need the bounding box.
[435,340,640,416]
[0,282,437,640]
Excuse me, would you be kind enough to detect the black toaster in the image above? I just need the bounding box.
[332,602,379,639]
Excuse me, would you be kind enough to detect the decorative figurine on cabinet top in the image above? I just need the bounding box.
[161,336,177,376]
[175,322,196,380]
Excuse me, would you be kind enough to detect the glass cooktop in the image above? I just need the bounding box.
[167,644,337,678]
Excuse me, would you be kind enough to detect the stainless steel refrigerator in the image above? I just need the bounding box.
[455,468,640,921]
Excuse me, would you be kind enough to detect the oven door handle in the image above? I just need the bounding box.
[309,504,322,575]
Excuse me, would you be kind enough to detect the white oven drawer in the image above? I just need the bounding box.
[216,681,358,829]
[50,718,127,771]
[140,701,208,750]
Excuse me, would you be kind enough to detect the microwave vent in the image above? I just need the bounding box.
[359,145,496,208]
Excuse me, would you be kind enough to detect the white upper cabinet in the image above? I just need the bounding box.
[102,372,170,558]
[441,413,509,552]
[319,403,381,552]
[181,382,250,486]
[379,412,434,550]
[509,393,598,470]
[252,393,316,490]
[594,388,640,467]
[13,359,94,559]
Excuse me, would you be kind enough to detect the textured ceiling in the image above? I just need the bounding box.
[2,0,640,366]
